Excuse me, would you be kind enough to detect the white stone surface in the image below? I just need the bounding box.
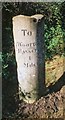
[12,14,44,103]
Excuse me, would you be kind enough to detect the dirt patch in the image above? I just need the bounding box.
[2,85,65,119]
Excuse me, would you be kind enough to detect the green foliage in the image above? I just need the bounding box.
[45,23,64,59]
[44,3,64,59]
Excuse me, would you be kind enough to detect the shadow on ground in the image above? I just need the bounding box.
[46,72,65,94]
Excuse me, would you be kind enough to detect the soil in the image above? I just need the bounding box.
[2,55,65,119]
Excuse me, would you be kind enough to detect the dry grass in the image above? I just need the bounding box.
[45,55,64,87]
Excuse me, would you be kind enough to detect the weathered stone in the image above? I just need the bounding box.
[12,14,45,103]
